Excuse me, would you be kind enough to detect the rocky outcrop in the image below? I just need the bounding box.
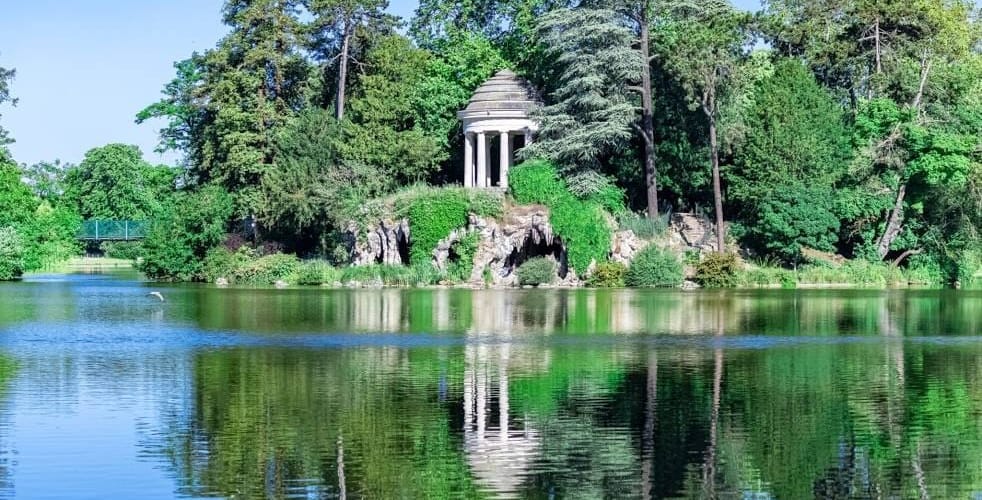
[435,205,575,287]
[610,230,647,265]
[345,219,410,266]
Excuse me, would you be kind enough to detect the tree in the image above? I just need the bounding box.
[62,144,175,220]
[306,0,395,121]
[135,56,207,165]
[659,0,750,251]
[195,0,310,214]
[139,185,234,281]
[21,159,70,201]
[0,60,15,148]
[764,0,980,259]
[522,7,640,194]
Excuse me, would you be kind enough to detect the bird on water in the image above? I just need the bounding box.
[147,292,165,302]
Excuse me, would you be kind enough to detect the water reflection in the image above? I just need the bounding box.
[0,278,980,498]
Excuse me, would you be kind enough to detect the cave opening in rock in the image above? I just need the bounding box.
[505,233,569,279]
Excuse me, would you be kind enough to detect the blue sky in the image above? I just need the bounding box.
[0,0,758,166]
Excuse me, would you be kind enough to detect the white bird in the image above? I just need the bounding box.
[147,292,165,302]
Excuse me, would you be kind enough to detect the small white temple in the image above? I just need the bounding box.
[458,70,540,189]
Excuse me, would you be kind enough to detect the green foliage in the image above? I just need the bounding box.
[62,144,176,220]
[734,266,797,288]
[202,248,302,285]
[139,185,234,281]
[694,252,740,288]
[508,159,565,205]
[448,232,479,281]
[509,160,615,273]
[956,247,982,288]
[797,260,904,287]
[0,64,15,147]
[0,226,25,280]
[404,192,470,266]
[395,187,503,266]
[99,241,144,261]
[19,203,82,271]
[516,257,557,286]
[586,261,626,288]
[753,185,841,263]
[339,263,440,287]
[617,212,665,239]
[625,246,683,288]
[905,253,946,285]
[0,161,38,228]
[296,260,343,286]
[523,7,639,183]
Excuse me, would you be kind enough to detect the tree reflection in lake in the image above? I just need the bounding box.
[1,278,980,498]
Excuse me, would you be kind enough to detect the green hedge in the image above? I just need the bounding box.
[393,186,502,266]
[509,160,615,274]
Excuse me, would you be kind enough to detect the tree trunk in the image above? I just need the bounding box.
[876,183,906,259]
[705,91,725,252]
[639,1,659,219]
[336,22,352,122]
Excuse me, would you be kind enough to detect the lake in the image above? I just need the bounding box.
[0,272,980,499]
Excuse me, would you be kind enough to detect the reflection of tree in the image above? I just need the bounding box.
[0,355,16,496]
[147,347,484,499]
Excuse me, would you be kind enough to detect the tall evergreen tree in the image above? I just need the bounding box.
[522,7,640,195]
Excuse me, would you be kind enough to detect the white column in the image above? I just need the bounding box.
[464,132,474,188]
[476,132,487,188]
[499,131,510,189]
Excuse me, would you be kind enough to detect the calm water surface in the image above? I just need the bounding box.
[0,272,980,499]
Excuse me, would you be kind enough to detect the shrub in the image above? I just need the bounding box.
[0,226,26,280]
[625,246,683,288]
[957,247,981,288]
[797,259,904,287]
[235,253,300,285]
[905,254,945,285]
[695,252,740,288]
[296,260,342,286]
[735,266,797,288]
[100,241,144,261]
[19,203,82,270]
[517,257,557,286]
[587,262,626,288]
[201,247,247,283]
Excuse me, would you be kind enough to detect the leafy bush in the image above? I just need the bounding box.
[586,262,626,288]
[296,260,342,286]
[509,159,565,206]
[549,197,611,275]
[0,226,26,280]
[957,247,981,288]
[100,241,144,261]
[448,232,479,282]
[625,247,682,288]
[202,248,301,285]
[236,253,300,285]
[751,185,841,264]
[139,185,234,281]
[905,254,945,285]
[509,161,614,274]
[19,203,82,270]
[517,257,557,286]
[694,252,740,288]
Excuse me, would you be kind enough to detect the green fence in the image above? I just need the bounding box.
[78,220,148,241]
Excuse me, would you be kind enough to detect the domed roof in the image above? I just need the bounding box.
[462,69,539,114]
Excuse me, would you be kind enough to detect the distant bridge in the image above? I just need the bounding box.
[78,220,148,241]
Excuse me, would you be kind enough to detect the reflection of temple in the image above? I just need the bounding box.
[462,342,540,497]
